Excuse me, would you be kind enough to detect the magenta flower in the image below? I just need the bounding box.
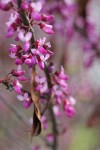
[46,133,54,143]
[41,14,54,22]
[9,52,16,58]
[0,0,12,11]
[37,53,50,69]
[64,96,76,118]
[55,66,69,81]
[9,44,17,53]
[17,76,27,82]
[53,105,61,117]
[13,80,22,94]
[39,23,54,34]
[6,12,21,38]
[17,92,32,109]
[31,12,42,21]
[37,37,47,46]
[24,56,36,67]
[35,75,48,94]
[21,1,29,11]
[64,104,76,118]
[30,1,42,12]
[37,37,51,50]
[15,58,23,65]
[18,30,32,42]
[31,45,52,69]
[11,65,25,77]
[6,27,15,38]
[51,66,76,118]
[38,46,47,54]
[6,13,18,27]
[53,66,69,92]
[0,0,77,142]
[23,42,30,52]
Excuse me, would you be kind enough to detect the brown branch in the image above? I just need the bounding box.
[49,104,58,150]
[76,0,100,56]
[77,0,90,18]
[17,0,58,149]
[17,0,35,47]
[17,0,53,115]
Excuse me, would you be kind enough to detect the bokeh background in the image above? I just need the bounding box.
[0,0,100,150]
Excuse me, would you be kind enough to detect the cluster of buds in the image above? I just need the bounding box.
[42,0,100,67]
[0,0,76,147]
[52,67,76,118]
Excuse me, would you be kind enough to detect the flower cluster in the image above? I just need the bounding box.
[42,0,77,40]
[1,1,54,110]
[42,0,100,67]
[0,0,76,148]
[52,66,76,118]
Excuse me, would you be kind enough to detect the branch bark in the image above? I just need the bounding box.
[17,0,58,149]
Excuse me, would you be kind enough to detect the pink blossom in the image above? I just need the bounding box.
[23,99,32,109]
[0,0,12,11]
[41,14,54,22]
[54,67,69,88]
[11,65,25,77]
[53,105,61,117]
[55,66,69,80]
[6,13,18,27]
[0,0,77,142]
[63,96,76,118]
[21,1,29,10]
[17,76,27,82]
[23,42,30,52]
[31,12,42,21]
[35,75,48,93]
[37,54,50,69]
[17,93,29,101]
[13,80,22,94]
[17,93,32,109]
[30,2,42,12]
[18,30,32,42]
[64,104,76,118]
[68,96,76,105]
[9,52,16,58]
[38,37,46,46]
[6,27,15,38]
[15,58,23,65]
[39,23,54,34]
[24,56,36,67]
[46,133,54,143]
[31,45,52,69]
[9,44,17,53]
[38,46,47,54]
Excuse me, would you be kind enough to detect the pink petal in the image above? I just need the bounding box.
[23,42,30,52]
[39,61,44,69]
[31,12,41,21]
[38,46,47,54]
[44,54,50,61]
[17,95,24,101]
[25,32,32,42]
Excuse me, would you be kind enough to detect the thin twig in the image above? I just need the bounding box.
[49,104,58,150]
[16,1,58,149]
